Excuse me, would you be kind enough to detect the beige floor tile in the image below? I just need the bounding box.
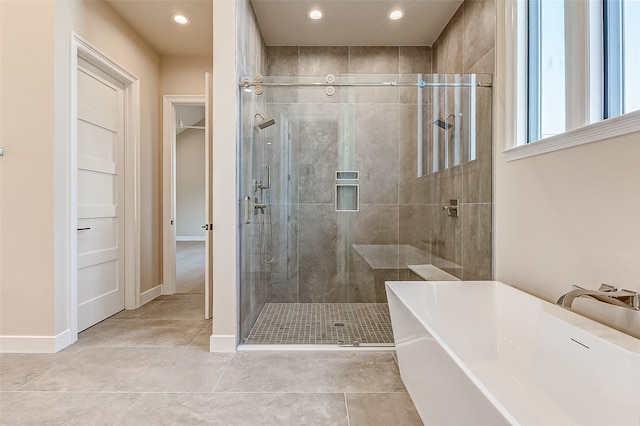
[77,319,211,347]
[346,393,423,426]
[0,391,140,425]
[188,322,212,350]
[214,351,406,393]
[176,241,205,294]
[157,293,203,302]
[19,347,232,392]
[0,346,84,391]
[138,301,205,320]
[110,300,164,319]
[0,288,420,425]
[119,392,348,426]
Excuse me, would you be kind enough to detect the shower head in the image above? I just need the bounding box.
[433,113,456,130]
[256,113,276,130]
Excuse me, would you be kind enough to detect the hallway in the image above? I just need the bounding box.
[175,241,205,294]
[0,292,420,425]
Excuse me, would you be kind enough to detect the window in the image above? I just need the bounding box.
[528,0,566,141]
[623,1,640,112]
[605,0,640,118]
[523,0,640,146]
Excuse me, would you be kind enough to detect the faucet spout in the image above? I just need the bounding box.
[556,284,640,311]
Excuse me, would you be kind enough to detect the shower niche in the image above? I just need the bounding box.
[336,171,359,211]
[238,73,493,345]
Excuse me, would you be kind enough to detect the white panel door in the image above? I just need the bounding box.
[77,58,125,331]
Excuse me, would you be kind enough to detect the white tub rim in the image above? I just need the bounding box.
[386,280,640,354]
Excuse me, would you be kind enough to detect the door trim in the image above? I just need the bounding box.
[162,95,206,295]
[70,33,140,338]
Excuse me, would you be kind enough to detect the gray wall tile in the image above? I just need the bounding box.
[462,203,493,280]
[299,46,349,75]
[267,46,298,75]
[349,47,399,74]
[399,46,432,74]
[463,0,496,72]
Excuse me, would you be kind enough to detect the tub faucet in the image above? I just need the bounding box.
[556,284,640,311]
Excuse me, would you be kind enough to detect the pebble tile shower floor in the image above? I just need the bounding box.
[245,303,394,345]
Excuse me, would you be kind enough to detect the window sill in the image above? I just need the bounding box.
[504,109,640,162]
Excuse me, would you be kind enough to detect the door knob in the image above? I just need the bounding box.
[77,227,91,231]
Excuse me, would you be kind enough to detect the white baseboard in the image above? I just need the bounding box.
[210,334,237,352]
[176,236,205,242]
[140,284,163,305]
[0,329,74,353]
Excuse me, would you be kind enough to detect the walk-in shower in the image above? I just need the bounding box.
[238,73,492,346]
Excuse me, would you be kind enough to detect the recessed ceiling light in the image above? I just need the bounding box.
[171,14,190,25]
[388,9,404,20]
[307,9,324,20]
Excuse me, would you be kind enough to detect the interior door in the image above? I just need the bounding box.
[76,58,125,331]
[204,72,214,319]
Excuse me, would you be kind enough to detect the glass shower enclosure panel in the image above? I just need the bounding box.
[238,73,492,345]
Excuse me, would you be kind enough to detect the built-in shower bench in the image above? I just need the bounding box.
[407,264,460,281]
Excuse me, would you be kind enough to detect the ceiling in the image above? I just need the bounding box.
[103,0,462,56]
[176,105,205,134]
[103,0,213,56]
[251,0,463,46]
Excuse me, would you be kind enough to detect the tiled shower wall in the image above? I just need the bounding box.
[262,46,434,306]
[428,0,495,279]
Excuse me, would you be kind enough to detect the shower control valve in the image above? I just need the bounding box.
[443,199,459,218]
[254,197,266,214]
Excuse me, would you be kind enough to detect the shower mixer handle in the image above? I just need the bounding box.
[244,196,267,224]
[254,197,266,213]
[253,166,272,192]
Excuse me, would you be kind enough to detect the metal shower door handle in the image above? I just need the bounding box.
[244,196,252,224]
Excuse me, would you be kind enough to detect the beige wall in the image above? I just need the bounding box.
[1,0,162,349]
[1,1,57,337]
[176,129,206,238]
[59,0,162,297]
[495,133,640,338]
[494,2,640,338]
[161,56,212,96]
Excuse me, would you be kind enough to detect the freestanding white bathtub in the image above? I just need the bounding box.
[386,281,640,426]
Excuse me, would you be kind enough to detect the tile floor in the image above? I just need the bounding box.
[175,241,205,294]
[246,303,394,345]
[1,294,422,425]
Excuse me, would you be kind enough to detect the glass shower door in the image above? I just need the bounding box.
[238,73,492,345]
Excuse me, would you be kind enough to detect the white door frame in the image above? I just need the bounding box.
[162,95,206,295]
[69,33,140,338]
